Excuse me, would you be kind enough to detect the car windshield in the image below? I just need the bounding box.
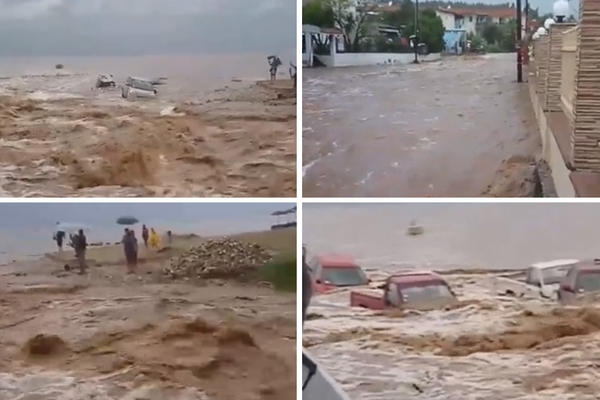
[578,272,600,292]
[542,266,572,285]
[321,266,368,286]
[400,284,454,305]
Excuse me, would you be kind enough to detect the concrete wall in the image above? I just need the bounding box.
[528,77,576,197]
[317,52,441,67]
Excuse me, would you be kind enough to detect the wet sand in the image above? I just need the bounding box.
[304,271,600,400]
[0,233,296,400]
[0,79,296,197]
[303,54,540,197]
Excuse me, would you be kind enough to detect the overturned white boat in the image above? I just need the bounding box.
[121,76,158,99]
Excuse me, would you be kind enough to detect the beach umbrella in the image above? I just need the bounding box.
[55,222,90,233]
[116,216,139,225]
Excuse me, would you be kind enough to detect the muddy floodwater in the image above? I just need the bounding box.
[0,60,296,197]
[0,236,296,400]
[303,54,540,197]
[303,203,600,399]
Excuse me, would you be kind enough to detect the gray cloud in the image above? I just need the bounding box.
[0,0,295,55]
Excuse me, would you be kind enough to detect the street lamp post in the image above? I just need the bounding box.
[517,0,522,82]
[413,0,419,64]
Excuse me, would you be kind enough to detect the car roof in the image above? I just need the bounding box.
[531,259,579,269]
[389,272,443,284]
[317,254,359,268]
[574,259,600,272]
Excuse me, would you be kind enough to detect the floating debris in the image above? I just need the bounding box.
[163,239,272,281]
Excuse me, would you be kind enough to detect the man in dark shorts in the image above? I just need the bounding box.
[142,225,149,248]
[73,229,87,274]
[122,229,138,274]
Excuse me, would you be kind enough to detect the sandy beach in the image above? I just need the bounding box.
[0,78,296,197]
[0,228,296,400]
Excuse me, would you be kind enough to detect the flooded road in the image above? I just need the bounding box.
[303,203,600,399]
[303,54,540,197]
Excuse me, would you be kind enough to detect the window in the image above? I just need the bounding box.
[577,272,600,292]
[400,284,454,306]
[302,34,306,53]
[469,16,473,22]
[321,266,368,286]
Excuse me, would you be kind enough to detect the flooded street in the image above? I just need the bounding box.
[303,203,600,399]
[303,54,540,197]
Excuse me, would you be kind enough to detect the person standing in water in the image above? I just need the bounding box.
[268,55,281,81]
[122,228,138,274]
[73,229,87,274]
[54,222,65,253]
[167,230,172,245]
[142,225,149,248]
[149,228,161,250]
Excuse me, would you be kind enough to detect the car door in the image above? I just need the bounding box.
[559,268,577,303]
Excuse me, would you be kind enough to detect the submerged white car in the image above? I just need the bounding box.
[121,76,158,99]
[525,259,579,299]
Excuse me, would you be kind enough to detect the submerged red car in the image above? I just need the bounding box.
[350,272,456,310]
[307,254,369,294]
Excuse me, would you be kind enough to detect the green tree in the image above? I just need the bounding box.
[303,0,334,27]
[405,9,445,53]
[324,0,371,52]
[482,23,502,45]
[381,0,415,29]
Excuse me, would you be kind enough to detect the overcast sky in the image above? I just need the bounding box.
[440,0,579,15]
[0,0,295,56]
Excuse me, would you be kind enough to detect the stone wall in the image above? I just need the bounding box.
[545,23,577,112]
[535,36,549,97]
[571,0,600,171]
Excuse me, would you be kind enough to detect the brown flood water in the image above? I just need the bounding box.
[303,53,540,197]
[0,237,296,400]
[0,79,296,197]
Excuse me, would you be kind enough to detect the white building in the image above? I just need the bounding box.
[436,6,520,36]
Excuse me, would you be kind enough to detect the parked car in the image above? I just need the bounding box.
[558,259,600,304]
[350,272,456,310]
[525,259,578,299]
[307,254,369,294]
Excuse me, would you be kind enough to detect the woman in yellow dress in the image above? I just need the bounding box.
[149,228,161,250]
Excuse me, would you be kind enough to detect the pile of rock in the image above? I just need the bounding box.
[163,238,272,281]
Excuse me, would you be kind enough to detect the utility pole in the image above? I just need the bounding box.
[516,0,523,82]
[413,0,420,63]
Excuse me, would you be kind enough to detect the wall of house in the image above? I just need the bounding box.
[436,11,456,30]
[455,15,477,35]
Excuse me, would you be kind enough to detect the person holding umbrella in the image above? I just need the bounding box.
[121,228,138,274]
